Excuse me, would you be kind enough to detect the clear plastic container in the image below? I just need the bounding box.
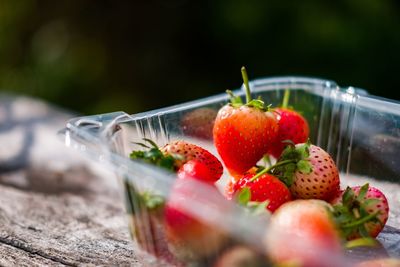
[62,77,400,266]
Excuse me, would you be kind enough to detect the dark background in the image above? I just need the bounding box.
[1,0,399,115]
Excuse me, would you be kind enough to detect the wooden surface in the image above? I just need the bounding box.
[0,95,145,266]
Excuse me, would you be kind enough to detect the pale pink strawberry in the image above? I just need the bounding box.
[165,175,227,261]
[291,144,340,200]
[161,140,223,181]
[264,199,343,267]
[272,142,340,201]
[330,184,389,239]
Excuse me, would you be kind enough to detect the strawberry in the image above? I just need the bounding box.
[264,199,343,267]
[232,173,292,212]
[164,175,227,261]
[177,160,217,183]
[268,89,309,159]
[330,184,389,240]
[124,180,178,264]
[130,138,180,172]
[180,108,217,140]
[129,139,225,262]
[271,142,340,200]
[213,246,266,267]
[161,140,223,181]
[213,67,278,178]
[225,167,258,199]
[268,107,310,158]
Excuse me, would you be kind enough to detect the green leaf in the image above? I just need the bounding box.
[132,142,151,149]
[129,138,178,172]
[158,156,176,171]
[281,163,296,186]
[130,150,145,159]
[357,183,369,201]
[359,225,370,237]
[170,153,185,161]
[142,192,165,210]
[144,148,162,159]
[124,182,165,214]
[342,187,355,207]
[268,141,313,187]
[226,90,243,107]
[363,199,380,206]
[297,159,312,174]
[359,206,370,217]
[237,187,251,205]
[246,99,265,110]
[142,138,159,149]
[265,104,273,112]
[247,200,270,216]
[296,142,310,160]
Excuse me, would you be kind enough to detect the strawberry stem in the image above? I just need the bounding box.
[341,212,379,229]
[241,66,251,104]
[250,159,296,182]
[282,89,290,109]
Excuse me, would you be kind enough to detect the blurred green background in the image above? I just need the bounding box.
[1,0,399,115]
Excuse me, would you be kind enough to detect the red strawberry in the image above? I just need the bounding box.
[129,139,225,262]
[264,199,343,267]
[225,167,258,199]
[272,142,340,200]
[177,160,217,183]
[124,180,178,264]
[268,107,309,158]
[161,140,223,181]
[180,108,217,140]
[232,173,292,212]
[330,184,389,240]
[213,67,278,179]
[165,176,227,261]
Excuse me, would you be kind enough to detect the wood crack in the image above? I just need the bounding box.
[0,235,76,266]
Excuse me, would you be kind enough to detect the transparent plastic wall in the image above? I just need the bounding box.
[346,95,400,183]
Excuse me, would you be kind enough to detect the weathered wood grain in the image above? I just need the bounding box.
[0,242,63,267]
[0,95,147,266]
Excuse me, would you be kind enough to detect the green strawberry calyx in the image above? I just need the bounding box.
[236,187,270,216]
[125,180,165,215]
[332,183,382,239]
[226,67,271,111]
[130,138,184,172]
[128,138,182,213]
[249,141,313,187]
